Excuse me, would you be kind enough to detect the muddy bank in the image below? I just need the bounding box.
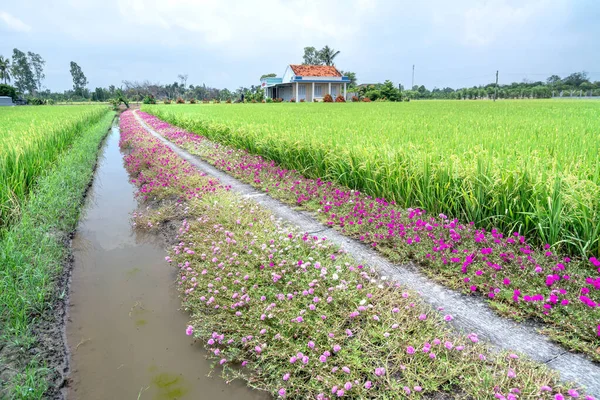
[65,121,266,399]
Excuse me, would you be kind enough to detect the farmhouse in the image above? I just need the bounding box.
[261,65,350,102]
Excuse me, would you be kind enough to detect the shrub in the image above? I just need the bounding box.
[323,94,333,102]
[46,99,55,105]
[351,95,359,102]
[202,98,210,104]
[335,94,346,102]
[189,98,197,104]
[262,99,266,103]
[176,97,185,104]
[226,98,232,104]
[290,98,295,103]
[266,98,273,103]
[362,97,372,102]
[300,98,305,102]
[273,97,283,103]
[213,99,221,104]
[26,97,45,105]
[251,99,257,103]
[163,98,172,104]
[0,84,17,101]
[142,94,156,104]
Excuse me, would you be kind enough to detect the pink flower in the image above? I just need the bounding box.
[568,389,580,398]
[374,367,386,376]
[406,346,415,354]
[342,366,351,374]
[364,381,372,389]
[333,344,341,353]
[418,314,427,320]
[278,388,286,397]
[344,382,352,390]
[283,373,290,381]
[185,325,194,336]
[444,314,453,322]
[255,346,262,354]
[507,368,516,378]
[308,341,315,349]
[219,358,227,365]
[336,389,345,397]
[319,355,327,363]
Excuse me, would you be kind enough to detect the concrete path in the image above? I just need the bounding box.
[134,111,599,396]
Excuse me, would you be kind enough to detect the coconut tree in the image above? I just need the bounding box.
[319,46,340,66]
[0,55,11,84]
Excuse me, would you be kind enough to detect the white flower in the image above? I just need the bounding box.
[381,276,388,281]
[359,299,367,305]
[332,273,339,281]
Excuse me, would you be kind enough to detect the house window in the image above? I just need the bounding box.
[299,85,306,99]
[331,85,338,96]
[315,84,322,97]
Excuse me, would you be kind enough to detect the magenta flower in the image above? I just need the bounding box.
[444,314,453,322]
[344,382,352,390]
[568,389,580,398]
[283,373,290,381]
[333,344,341,353]
[278,388,286,397]
[374,367,386,377]
[406,346,415,354]
[185,325,194,336]
[364,381,372,389]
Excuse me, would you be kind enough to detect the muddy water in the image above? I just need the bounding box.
[67,122,266,400]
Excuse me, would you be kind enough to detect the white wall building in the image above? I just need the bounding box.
[261,65,350,102]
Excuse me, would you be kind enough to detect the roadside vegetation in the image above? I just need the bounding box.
[121,110,589,399]
[0,111,113,398]
[137,108,600,361]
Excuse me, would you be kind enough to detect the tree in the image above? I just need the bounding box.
[0,56,11,84]
[318,45,340,66]
[27,52,45,94]
[340,70,357,86]
[178,74,188,90]
[11,48,36,95]
[260,73,277,79]
[562,71,589,87]
[0,83,17,100]
[302,47,323,65]
[70,61,88,97]
[546,75,561,86]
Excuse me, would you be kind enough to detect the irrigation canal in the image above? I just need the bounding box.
[65,119,266,400]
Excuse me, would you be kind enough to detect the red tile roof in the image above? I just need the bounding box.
[290,64,342,77]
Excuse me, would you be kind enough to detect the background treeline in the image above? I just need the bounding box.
[357,71,600,101]
[1,46,599,104]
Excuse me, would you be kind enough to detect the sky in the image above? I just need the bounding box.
[1,0,599,92]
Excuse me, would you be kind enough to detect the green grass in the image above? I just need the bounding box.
[0,112,114,399]
[143,101,600,257]
[0,105,109,231]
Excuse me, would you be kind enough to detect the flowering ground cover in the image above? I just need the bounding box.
[142,102,600,259]
[136,110,600,362]
[120,110,592,398]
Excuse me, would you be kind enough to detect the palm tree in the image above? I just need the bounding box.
[0,56,11,84]
[319,46,340,66]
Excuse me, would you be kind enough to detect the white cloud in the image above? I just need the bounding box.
[0,10,31,32]
[116,0,375,52]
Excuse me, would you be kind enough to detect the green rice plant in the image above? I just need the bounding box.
[0,106,109,231]
[143,101,600,257]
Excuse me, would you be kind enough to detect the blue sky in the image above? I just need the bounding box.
[1,0,599,92]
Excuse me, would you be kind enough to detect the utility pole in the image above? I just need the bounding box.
[411,65,415,90]
[494,70,499,102]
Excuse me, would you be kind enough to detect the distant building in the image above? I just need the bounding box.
[0,96,14,106]
[261,65,350,102]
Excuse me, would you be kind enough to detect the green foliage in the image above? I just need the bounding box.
[0,55,11,84]
[69,61,88,97]
[142,94,156,104]
[11,48,35,95]
[260,73,277,79]
[302,45,341,66]
[0,83,17,100]
[26,97,46,105]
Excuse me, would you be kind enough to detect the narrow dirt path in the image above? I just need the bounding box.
[133,110,600,396]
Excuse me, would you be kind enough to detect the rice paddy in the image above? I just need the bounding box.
[0,106,109,231]
[143,101,600,258]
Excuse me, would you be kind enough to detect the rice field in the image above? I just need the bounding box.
[144,101,600,257]
[0,106,109,230]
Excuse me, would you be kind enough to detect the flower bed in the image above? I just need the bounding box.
[118,110,589,399]
[137,110,600,361]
